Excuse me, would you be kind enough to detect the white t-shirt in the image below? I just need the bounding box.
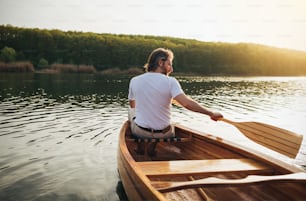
[128,72,183,130]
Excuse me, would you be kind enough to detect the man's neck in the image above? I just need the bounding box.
[151,67,167,75]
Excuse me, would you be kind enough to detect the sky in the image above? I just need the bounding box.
[1,0,306,52]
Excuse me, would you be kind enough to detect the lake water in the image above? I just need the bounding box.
[0,73,306,201]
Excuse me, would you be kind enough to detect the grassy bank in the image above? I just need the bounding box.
[99,67,143,75]
[0,61,35,72]
[0,62,97,74]
[42,64,97,74]
[0,61,144,75]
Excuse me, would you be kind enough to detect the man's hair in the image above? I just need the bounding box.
[144,48,174,72]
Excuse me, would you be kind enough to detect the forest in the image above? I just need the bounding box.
[1,25,306,75]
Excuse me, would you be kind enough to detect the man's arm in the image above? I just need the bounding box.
[174,93,223,121]
[129,100,135,108]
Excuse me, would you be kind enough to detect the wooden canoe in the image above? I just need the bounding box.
[117,121,306,201]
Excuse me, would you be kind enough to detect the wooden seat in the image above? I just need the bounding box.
[138,158,273,177]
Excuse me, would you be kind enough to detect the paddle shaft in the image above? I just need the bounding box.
[152,172,306,192]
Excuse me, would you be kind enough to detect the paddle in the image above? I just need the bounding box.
[151,172,306,192]
[220,118,303,158]
[172,99,303,158]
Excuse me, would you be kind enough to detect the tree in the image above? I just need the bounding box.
[0,46,16,62]
[38,57,48,69]
[1,25,306,75]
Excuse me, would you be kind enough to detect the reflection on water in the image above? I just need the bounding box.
[177,76,306,132]
[0,73,129,201]
[0,73,306,200]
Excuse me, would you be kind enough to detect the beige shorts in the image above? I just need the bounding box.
[128,108,175,139]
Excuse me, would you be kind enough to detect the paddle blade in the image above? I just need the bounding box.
[222,119,303,158]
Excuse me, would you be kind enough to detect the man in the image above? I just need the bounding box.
[128,48,223,155]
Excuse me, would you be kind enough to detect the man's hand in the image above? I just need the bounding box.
[210,112,223,121]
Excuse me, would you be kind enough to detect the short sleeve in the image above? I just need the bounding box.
[170,77,184,98]
[128,78,135,100]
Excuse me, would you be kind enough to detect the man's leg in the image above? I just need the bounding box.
[135,142,145,155]
[146,125,175,156]
[147,142,157,156]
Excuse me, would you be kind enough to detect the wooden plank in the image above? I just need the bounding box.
[175,126,247,159]
[138,158,272,177]
[152,172,306,192]
[180,136,243,159]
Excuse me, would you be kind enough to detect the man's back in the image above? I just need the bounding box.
[128,72,182,130]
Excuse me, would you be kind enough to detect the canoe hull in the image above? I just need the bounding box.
[117,121,306,201]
